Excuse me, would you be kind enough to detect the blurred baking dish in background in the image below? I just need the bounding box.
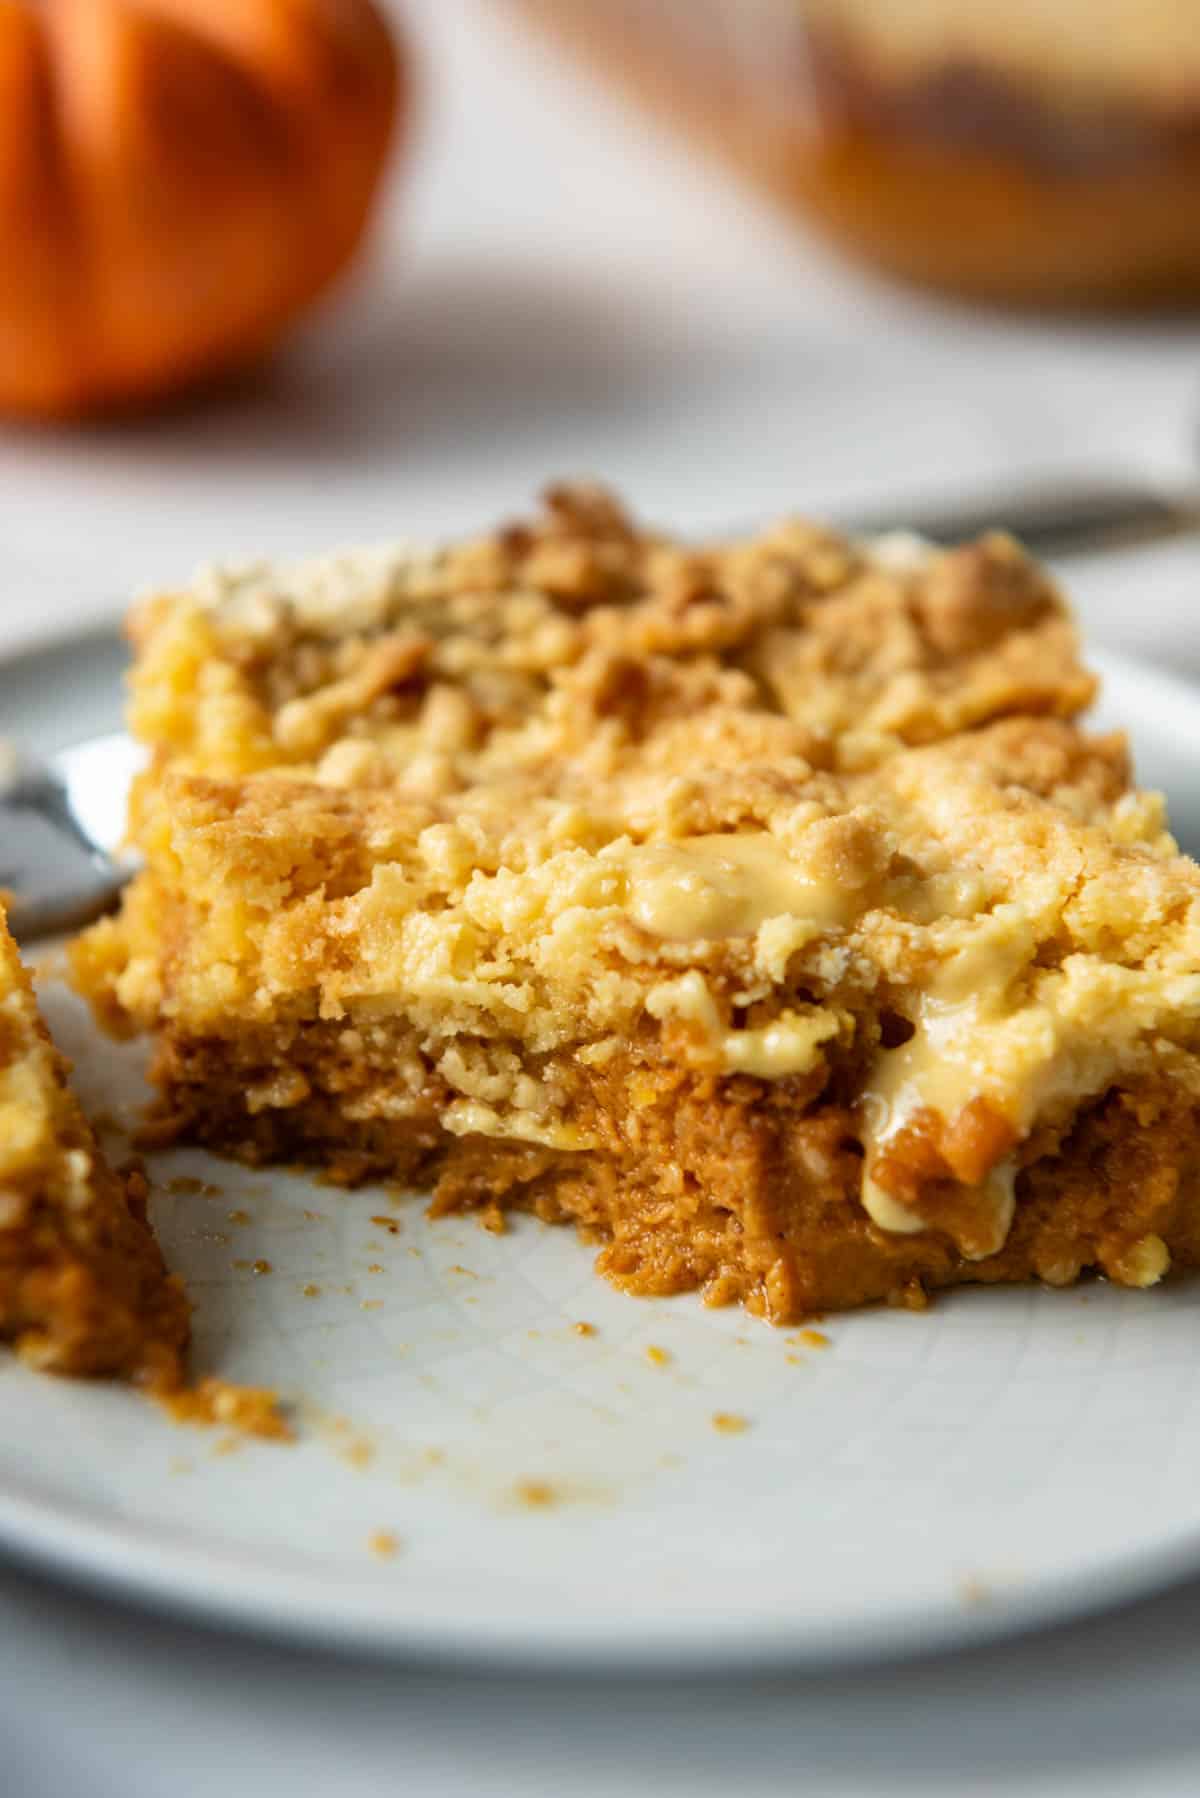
[508,0,1200,308]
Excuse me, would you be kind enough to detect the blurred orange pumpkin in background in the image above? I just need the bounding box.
[0,0,402,421]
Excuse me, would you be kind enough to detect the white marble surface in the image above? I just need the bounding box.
[2,2,1200,1792]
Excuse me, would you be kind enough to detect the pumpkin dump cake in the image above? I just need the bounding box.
[72,485,1200,1321]
[0,905,188,1381]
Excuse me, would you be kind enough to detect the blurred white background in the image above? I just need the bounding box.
[2,4,1200,1795]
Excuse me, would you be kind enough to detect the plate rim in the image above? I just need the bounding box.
[4,1447,1200,1674]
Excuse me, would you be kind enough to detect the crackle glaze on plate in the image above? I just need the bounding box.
[2,627,1200,1672]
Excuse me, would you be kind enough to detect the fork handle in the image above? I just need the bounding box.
[839,477,1200,559]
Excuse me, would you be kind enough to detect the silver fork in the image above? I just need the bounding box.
[832,473,1200,559]
[1,734,144,942]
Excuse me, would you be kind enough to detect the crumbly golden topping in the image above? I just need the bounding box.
[125,482,1092,792]
[76,486,1200,1265]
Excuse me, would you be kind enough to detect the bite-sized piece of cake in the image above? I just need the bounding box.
[73,487,1200,1322]
[0,908,189,1381]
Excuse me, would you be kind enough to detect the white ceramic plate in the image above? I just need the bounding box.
[3,627,1200,1674]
